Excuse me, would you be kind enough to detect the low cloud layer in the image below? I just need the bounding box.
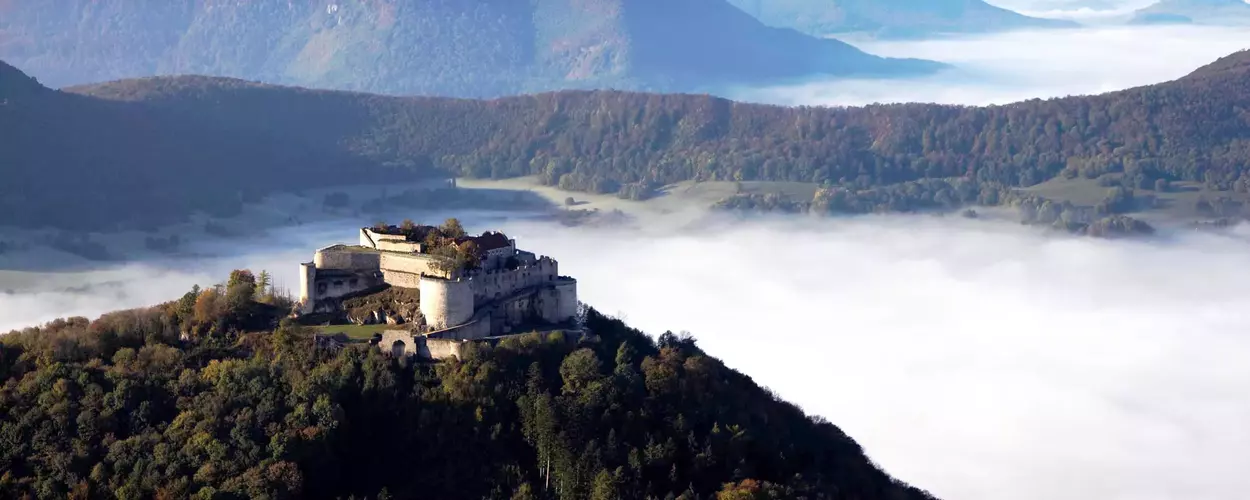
[508,216,1250,500]
[728,25,1250,106]
[4,214,1250,500]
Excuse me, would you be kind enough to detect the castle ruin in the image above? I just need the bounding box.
[297,223,578,358]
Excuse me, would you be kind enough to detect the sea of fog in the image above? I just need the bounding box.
[4,213,1250,500]
[728,24,1250,107]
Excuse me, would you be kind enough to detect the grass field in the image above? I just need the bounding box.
[1023,176,1250,224]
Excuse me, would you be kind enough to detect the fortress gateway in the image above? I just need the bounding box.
[297,224,578,357]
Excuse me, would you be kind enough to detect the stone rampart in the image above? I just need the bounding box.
[381,269,422,289]
[375,239,422,253]
[379,252,449,279]
[419,277,475,329]
[421,338,466,360]
[466,257,559,303]
[308,271,383,313]
[314,246,381,271]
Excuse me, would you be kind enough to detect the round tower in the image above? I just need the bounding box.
[420,277,475,330]
[298,262,317,314]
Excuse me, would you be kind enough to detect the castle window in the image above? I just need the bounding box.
[333,280,343,288]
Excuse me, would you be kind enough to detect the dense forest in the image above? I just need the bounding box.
[0,0,936,97]
[4,49,1250,230]
[0,271,935,499]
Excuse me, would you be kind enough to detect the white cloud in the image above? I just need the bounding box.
[5,213,1250,500]
[506,215,1250,500]
[727,25,1250,106]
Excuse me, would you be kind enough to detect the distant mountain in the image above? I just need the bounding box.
[5,50,1250,231]
[1129,0,1250,25]
[726,0,1078,38]
[0,0,942,97]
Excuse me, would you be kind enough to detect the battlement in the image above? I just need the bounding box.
[297,225,578,346]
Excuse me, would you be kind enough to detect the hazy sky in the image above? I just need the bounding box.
[728,24,1250,106]
[7,214,1250,500]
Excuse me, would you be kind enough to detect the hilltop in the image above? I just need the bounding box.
[0,270,937,499]
[0,60,44,100]
[0,0,940,97]
[4,49,1250,231]
[726,0,1078,38]
[1130,0,1250,25]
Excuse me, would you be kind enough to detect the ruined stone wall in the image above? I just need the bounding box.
[421,338,466,360]
[468,257,559,303]
[419,277,475,329]
[380,330,417,357]
[314,246,381,271]
[552,279,578,324]
[375,240,422,253]
[427,316,490,341]
[310,271,382,312]
[379,253,449,281]
[360,228,380,248]
[381,269,421,289]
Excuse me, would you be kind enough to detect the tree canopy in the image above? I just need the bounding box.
[4,50,1250,230]
[0,272,934,499]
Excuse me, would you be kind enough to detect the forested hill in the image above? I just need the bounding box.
[0,0,940,98]
[5,50,1250,230]
[726,0,1077,38]
[0,272,936,499]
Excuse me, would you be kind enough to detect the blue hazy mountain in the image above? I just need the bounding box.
[1130,0,1250,25]
[0,0,943,98]
[728,0,1079,38]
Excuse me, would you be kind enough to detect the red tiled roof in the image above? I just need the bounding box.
[464,232,512,252]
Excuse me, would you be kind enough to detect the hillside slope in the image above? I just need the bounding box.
[0,278,937,499]
[5,50,1250,230]
[0,0,941,97]
[726,0,1078,38]
[1130,0,1250,25]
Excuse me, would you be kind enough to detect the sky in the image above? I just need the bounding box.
[727,24,1250,107]
[5,214,1250,500]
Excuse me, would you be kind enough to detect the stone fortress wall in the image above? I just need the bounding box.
[298,226,579,350]
[314,245,381,271]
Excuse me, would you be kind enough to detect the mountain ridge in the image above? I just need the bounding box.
[4,50,1250,230]
[0,0,942,97]
[726,0,1078,38]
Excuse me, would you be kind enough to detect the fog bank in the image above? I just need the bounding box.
[509,216,1250,500]
[4,214,1250,500]
[729,25,1250,106]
